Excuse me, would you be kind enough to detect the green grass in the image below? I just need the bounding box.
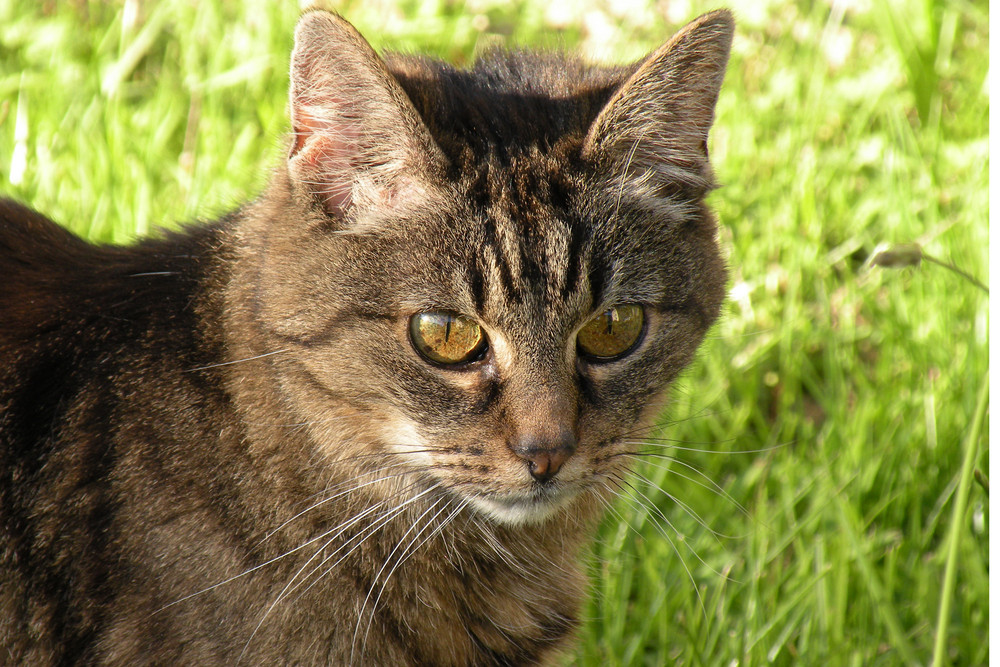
[0,0,988,664]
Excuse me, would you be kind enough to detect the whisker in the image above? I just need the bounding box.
[623,468,742,544]
[625,439,792,456]
[237,497,413,663]
[623,454,752,523]
[351,497,455,664]
[255,471,419,547]
[603,474,710,623]
[623,437,734,449]
[154,497,391,616]
[474,519,526,575]
[251,450,445,536]
[614,471,737,583]
[281,485,441,606]
[183,348,290,373]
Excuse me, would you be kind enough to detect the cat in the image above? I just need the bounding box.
[0,8,732,665]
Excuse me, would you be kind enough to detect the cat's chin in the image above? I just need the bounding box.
[465,487,580,526]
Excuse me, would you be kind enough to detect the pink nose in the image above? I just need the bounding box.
[510,431,576,483]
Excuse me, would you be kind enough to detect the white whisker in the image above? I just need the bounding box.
[622,469,742,556]
[279,485,441,608]
[603,474,710,623]
[237,497,407,663]
[183,348,290,372]
[624,439,790,455]
[155,494,394,616]
[255,471,418,547]
[624,454,751,526]
[351,496,456,664]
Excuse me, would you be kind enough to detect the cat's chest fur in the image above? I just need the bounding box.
[0,9,733,665]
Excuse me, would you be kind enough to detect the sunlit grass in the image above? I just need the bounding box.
[0,0,987,664]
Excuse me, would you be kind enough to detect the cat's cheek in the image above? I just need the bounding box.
[377,414,434,469]
[634,389,675,436]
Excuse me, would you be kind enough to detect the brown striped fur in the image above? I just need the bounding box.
[0,9,733,665]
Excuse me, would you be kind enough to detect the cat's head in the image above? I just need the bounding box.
[242,10,732,525]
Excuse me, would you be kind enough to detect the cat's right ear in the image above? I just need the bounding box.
[288,11,447,221]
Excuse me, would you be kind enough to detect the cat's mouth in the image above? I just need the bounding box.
[465,485,579,525]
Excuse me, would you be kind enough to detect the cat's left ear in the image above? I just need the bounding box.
[583,9,734,196]
[287,11,448,221]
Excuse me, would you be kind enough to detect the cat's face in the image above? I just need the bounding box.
[243,11,731,525]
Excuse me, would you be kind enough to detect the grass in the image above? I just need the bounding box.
[0,0,988,664]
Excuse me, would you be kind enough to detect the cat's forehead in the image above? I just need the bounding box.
[389,51,627,159]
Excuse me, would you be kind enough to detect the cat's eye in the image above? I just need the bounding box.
[577,304,645,361]
[409,311,487,366]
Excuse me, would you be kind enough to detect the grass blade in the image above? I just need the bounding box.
[931,371,989,667]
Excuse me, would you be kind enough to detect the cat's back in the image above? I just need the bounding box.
[0,198,224,348]
[0,198,103,337]
[0,196,229,457]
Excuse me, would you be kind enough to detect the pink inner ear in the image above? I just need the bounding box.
[291,105,361,215]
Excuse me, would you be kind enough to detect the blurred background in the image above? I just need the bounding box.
[0,0,988,664]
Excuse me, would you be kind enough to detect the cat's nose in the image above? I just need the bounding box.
[511,430,576,483]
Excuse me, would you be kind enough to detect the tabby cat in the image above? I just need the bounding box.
[0,8,733,665]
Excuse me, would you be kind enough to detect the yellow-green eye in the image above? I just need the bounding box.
[409,311,487,365]
[577,304,645,361]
